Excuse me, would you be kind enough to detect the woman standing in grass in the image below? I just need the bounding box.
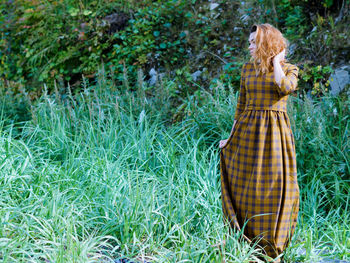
[219,23,300,262]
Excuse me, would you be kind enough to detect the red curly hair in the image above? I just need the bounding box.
[250,23,288,75]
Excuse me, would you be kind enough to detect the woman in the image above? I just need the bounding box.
[219,23,300,262]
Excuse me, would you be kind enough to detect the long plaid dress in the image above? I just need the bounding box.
[220,61,300,261]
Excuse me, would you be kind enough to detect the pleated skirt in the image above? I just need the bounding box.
[220,109,299,261]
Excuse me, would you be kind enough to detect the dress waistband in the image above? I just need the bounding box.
[244,106,287,112]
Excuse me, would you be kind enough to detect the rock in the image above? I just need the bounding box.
[329,69,349,96]
[288,43,297,57]
[340,65,350,72]
[149,68,157,76]
[192,70,202,81]
[233,27,242,33]
[103,12,130,34]
[210,3,219,10]
[149,68,157,86]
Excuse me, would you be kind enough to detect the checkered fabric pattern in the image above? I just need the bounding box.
[220,62,300,261]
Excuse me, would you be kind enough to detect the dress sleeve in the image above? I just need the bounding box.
[234,63,247,120]
[275,64,299,96]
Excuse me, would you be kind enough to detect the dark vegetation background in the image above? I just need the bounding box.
[1,0,349,123]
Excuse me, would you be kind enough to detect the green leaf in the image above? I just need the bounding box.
[83,10,92,16]
[68,8,79,17]
[185,12,192,18]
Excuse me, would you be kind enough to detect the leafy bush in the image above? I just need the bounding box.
[0,0,257,98]
[0,0,190,96]
[299,63,333,97]
[107,0,189,89]
[0,0,348,103]
[1,0,123,94]
[247,0,349,66]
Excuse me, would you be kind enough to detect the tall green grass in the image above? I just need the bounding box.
[0,72,349,262]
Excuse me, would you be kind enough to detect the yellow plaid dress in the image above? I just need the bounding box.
[220,61,300,261]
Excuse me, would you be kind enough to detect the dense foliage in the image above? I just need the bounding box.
[1,0,348,97]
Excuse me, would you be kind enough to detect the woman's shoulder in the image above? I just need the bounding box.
[243,61,254,68]
[242,61,255,73]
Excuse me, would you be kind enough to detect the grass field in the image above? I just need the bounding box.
[0,75,349,262]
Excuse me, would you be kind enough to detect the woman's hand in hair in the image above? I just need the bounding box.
[273,49,285,63]
[273,49,286,87]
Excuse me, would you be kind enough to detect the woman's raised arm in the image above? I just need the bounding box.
[273,50,299,96]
